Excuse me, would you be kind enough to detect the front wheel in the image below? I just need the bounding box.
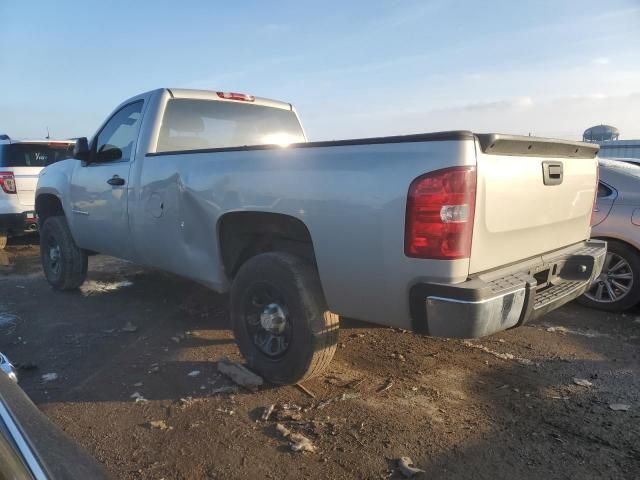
[230,252,339,385]
[40,216,88,290]
[579,240,640,312]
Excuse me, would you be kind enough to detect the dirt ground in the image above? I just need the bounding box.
[1,236,639,479]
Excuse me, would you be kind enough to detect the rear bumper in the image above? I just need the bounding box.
[0,212,38,235]
[409,240,607,338]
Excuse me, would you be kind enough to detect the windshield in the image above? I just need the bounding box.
[0,143,74,167]
[156,99,305,152]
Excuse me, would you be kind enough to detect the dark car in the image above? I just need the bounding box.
[0,353,109,479]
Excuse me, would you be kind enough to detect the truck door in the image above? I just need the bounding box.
[69,101,144,258]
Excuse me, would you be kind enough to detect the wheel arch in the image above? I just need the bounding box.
[217,211,319,280]
[591,235,640,254]
[35,193,65,226]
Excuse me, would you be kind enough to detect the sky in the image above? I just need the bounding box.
[1,0,639,141]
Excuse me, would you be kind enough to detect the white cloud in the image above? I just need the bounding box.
[303,92,640,142]
[592,57,610,65]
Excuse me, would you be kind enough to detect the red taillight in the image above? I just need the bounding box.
[216,91,255,102]
[0,171,16,194]
[590,164,599,226]
[405,166,477,259]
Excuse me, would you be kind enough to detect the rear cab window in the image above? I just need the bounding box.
[0,143,74,167]
[156,99,305,152]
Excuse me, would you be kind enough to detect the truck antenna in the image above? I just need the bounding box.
[46,127,50,140]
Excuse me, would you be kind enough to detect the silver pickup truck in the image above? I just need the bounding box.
[36,88,606,384]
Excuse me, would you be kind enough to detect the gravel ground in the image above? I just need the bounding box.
[1,237,639,479]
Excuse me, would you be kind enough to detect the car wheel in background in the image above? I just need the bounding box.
[579,240,640,312]
[230,252,339,384]
[40,216,88,290]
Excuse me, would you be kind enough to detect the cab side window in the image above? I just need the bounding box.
[95,101,143,162]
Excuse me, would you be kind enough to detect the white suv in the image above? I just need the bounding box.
[0,137,74,248]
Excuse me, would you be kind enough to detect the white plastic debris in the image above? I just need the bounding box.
[120,321,138,333]
[41,373,58,382]
[276,423,317,453]
[572,378,593,388]
[130,391,148,403]
[609,403,631,411]
[261,404,276,421]
[187,370,201,377]
[397,457,425,477]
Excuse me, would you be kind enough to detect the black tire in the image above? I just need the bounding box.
[40,216,88,290]
[578,240,640,312]
[0,231,6,249]
[230,252,339,385]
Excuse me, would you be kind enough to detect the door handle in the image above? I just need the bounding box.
[107,175,125,186]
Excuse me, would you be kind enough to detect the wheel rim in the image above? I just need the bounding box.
[585,252,634,303]
[45,234,62,276]
[244,283,292,359]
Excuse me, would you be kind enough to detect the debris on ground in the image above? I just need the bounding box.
[276,409,303,421]
[41,372,58,382]
[544,324,611,339]
[210,385,238,395]
[261,404,275,421]
[80,280,133,296]
[397,457,425,477]
[462,341,535,366]
[178,396,202,409]
[187,370,201,377]
[391,352,406,362]
[217,357,263,391]
[149,420,171,430]
[296,383,316,398]
[120,321,138,333]
[572,378,593,388]
[133,382,143,387]
[276,423,317,453]
[343,377,366,389]
[377,378,394,394]
[130,392,148,403]
[317,392,361,409]
[609,403,631,411]
[215,407,235,415]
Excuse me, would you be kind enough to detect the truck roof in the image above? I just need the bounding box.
[165,88,293,111]
[123,88,293,112]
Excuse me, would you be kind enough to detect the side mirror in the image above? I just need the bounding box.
[96,146,123,162]
[73,137,90,161]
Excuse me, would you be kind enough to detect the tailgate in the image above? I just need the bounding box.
[11,166,41,207]
[469,134,599,274]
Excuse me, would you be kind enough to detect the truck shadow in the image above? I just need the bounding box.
[406,308,640,479]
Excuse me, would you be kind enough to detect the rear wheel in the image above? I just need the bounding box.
[40,216,88,290]
[230,252,339,384]
[579,240,640,312]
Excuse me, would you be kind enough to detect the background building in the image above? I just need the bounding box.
[583,125,640,159]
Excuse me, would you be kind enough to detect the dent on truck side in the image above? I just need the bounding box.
[136,138,475,329]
